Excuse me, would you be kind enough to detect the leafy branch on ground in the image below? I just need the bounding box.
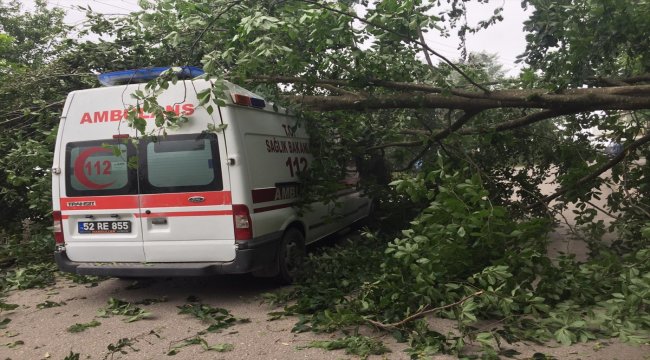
[1,262,57,291]
[266,164,650,357]
[167,336,234,356]
[0,318,11,329]
[1,340,24,348]
[104,338,138,360]
[97,298,152,323]
[37,300,65,309]
[63,350,80,360]
[177,303,249,333]
[63,351,80,360]
[67,319,101,333]
[298,335,390,359]
[63,273,107,287]
[0,301,19,312]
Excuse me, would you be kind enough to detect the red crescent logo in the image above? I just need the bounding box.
[73,147,116,190]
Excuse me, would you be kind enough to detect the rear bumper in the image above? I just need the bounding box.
[54,233,281,277]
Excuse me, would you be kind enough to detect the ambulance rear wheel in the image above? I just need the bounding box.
[276,228,305,285]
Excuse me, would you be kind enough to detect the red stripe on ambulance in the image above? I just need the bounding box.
[253,203,294,213]
[140,191,232,207]
[138,210,233,218]
[61,191,232,210]
[251,188,277,203]
[61,195,138,210]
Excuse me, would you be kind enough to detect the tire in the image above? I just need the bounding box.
[275,227,305,285]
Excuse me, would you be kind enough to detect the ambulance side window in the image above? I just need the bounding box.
[65,141,134,196]
[141,134,222,193]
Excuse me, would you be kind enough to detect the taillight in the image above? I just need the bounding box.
[53,211,64,245]
[232,205,252,240]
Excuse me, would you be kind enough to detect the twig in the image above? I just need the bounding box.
[0,100,66,127]
[367,110,480,151]
[366,290,484,330]
[189,0,243,61]
[318,83,362,98]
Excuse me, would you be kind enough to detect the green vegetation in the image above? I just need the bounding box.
[0,301,18,312]
[36,300,65,309]
[67,320,101,333]
[177,303,250,333]
[1,340,23,348]
[97,298,152,323]
[0,318,11,329]
[63,352,80,360]
[104,338,138,359]
[3,263,57,290]
[167,336,234,356]
[298,335,390,359]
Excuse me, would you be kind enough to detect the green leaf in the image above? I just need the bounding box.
[554,327,574,346]
[67,320,101,333]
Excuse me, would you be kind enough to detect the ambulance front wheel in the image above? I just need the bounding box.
[276,227,305,285]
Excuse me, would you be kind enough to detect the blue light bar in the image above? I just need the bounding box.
[250,98,266,108]
[97,66,205,86]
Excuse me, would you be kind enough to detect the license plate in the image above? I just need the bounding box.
[78,221,131,234]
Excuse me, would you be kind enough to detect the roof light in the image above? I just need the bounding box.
[250,98,266,108]
[97,66,204,86]
[233,94,252,106]
[231,94,266,108]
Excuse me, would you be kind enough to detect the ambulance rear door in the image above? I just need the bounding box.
[138,131,235,263]
[58,89,144,263]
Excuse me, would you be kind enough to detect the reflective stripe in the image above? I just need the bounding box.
[251,188,277,203]
[60,191,232,210]
[138,210,232,218]
[253,203,294,213]
[60,195,138,210]
[140,191,232,207]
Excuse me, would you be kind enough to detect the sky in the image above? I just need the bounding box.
[423,1,532,75]
[23,0,532,76]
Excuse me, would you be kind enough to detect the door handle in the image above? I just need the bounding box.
[188,196,205,203]
[151,218,167,225]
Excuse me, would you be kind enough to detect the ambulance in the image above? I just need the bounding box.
[52,67,370,283]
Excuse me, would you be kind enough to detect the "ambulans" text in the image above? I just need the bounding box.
[80,104,195,124]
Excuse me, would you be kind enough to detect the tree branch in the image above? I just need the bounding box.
[285,85,650,112]
[367,140,424,151]
[367,110,480,151]
[458,109,572,135]
[431,110,481,140]
[0,100,66,127]
[534,133,650,207]
[316,83,362,98]
[366,290,484,330]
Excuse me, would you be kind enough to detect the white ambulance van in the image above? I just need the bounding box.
[52,67,370,283]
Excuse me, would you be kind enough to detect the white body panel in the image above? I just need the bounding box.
[53,79,370,267]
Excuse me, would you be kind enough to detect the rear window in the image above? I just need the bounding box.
[65,140,135,196]
[65,134,222,197]
[141,133,223,194]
